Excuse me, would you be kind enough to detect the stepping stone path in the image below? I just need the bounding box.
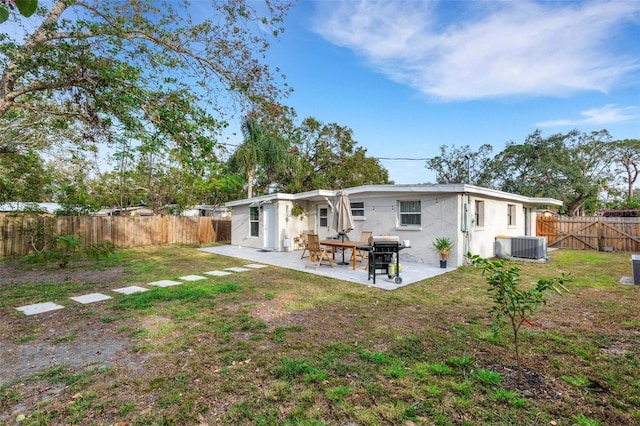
[244,264,268,269]
[148,280,182,288]
[225,267,251,273]
[70,293,112,304]
[179,275,207,281]
[112,286,149,295]
[14,263,267,316]
[204,270,232,276]
[16,302,65,316]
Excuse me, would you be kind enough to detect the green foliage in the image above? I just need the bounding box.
[19,219,115,268]
[290,204,305,217]
[0,0,37,23]
[487,129,614,216]
[269,116,391,193]
[605,196,640,211]
[49,234,83,269]
[1,0,293,208]
[84,241,116,261]
[474,369,503,386]
[54,182,100,216]
[0,150,53,204]
[469,253,570,381]
[426,143,494,185]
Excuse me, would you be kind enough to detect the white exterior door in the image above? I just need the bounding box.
[317,205,332,240]
[262,205,276,250]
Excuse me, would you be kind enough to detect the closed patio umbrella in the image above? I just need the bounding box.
[333,190,355,264]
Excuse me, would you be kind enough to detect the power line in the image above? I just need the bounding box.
[215,141,431,162]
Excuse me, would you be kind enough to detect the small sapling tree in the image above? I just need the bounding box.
[468,253,570,382]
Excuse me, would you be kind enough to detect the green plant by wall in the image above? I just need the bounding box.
[468,253,570,382]
[291,204,305,217]
[432,237,454,260]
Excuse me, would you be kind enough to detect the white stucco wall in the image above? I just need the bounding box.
[465,195,532,260]
[227,185,558,266]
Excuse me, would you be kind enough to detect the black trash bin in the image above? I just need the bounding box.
[633,255,640,285]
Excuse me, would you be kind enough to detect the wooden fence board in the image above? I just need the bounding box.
[537,216,640,252]
[0,216,231,258]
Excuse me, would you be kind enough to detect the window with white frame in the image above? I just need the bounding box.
[475,200,485,227]
[507,204,516,226]
[399,200,421,226]
[351,202,365,218]
[249,207,259,237]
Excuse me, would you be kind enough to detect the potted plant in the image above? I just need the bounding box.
[432,237,454,268]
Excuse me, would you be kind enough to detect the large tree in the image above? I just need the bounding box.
[611,139,640,200]
[227,115,292,198]
[279,117,390,193]
[1,0,292,205]
[488,129,614,216]
[425,144,493,185]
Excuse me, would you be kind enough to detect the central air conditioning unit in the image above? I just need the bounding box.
[512,236,547,259]
[495,236,547,260]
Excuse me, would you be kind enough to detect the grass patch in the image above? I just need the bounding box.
[1,246,638,426]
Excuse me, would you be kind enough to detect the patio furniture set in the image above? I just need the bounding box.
[300,231,407,284]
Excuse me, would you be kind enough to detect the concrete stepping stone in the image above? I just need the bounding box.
[16,302,64,316]
[70,293,112,304]
[179,275,207,281]
[148,280,182,288]
[244,264,268,269]
[225,267,251,273]
[112,286,149,295]
[204,270,232,277]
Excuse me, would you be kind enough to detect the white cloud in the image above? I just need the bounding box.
[536,104,640,127]
[312,0,640,101]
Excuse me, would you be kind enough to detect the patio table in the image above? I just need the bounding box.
[319,239,359,270]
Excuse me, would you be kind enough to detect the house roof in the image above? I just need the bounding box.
[0,202,62,214]
[225,184,563,208]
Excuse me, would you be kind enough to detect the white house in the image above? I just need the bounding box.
[225,184,562,268]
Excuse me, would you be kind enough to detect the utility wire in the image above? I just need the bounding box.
[216,141,432,162]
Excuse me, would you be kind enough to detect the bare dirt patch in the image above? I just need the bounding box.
[0,260,143,423]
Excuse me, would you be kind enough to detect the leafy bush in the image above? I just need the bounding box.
[468,253,570,382]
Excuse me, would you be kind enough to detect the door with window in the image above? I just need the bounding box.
[317,205,332,240]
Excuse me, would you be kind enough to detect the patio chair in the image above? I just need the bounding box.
[299,230,315,259]
[354,231,373,264]
[305,234,333,270]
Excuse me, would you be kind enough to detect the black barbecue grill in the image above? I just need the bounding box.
[358,238,407,284]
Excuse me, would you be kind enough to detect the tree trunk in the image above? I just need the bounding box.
[247,168,255,199]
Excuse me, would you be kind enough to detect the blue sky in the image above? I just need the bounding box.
[261,0,640,184]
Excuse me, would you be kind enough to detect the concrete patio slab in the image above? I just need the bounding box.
[112,285,149,295]
[204,270,232,277]
[148,280,183,287]
[70,293,112,304]
[244,264,268,269]
[199,245,452,290]
[179,275,208,281]
[16,302,65,316]
[225,267,251,273]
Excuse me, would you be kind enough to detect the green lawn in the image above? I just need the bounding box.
[1,245,639,425]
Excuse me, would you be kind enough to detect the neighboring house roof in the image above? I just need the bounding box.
[224,184,563,208]
[92,207,154,216]
[0,202,62,214]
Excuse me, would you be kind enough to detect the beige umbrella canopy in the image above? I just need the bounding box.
[333,190,354,238]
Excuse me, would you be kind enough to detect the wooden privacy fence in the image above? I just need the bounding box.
[0,216,232,257]
[537,216,640,252]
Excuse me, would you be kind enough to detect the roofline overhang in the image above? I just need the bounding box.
[224,184,563,208]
